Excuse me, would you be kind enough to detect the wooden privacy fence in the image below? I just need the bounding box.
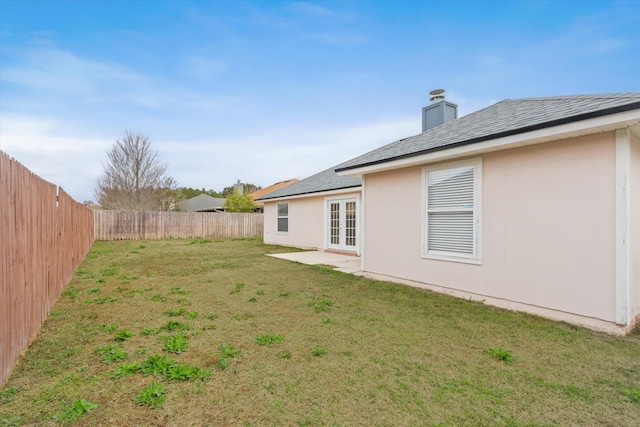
[94,210,263,240]
[1,151,94,386]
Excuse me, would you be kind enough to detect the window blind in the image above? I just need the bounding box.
[427,166,474,255]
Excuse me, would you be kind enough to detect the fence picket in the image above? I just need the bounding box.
[93,210,263,240]
[1,151,94,386]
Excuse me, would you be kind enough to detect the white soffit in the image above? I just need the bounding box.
[338,110,640,177]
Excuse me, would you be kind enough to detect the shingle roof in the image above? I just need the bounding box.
[250,179,299,205]
[257,92,640,201]
[255,164,361,201]
[336,93,640,172]
[176,194,226,211]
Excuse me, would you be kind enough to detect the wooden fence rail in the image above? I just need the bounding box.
[1,151,94,386]
[94,210,263,240]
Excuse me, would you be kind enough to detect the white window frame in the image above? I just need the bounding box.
[276,201,289,234]
[422,158,482,264]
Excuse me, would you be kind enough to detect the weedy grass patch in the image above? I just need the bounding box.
[310,348,327,357]
[256,334,285,346]
[95,344,128,364]
[113,330,134,341]
[0,387,18,403]
[164,308,186,316]
[161,333,189,354]
[484,347,515,364]
[217,343,241,359]
[133,381,166,409]
[55,399,98,423]
[160,320,190,331]
[2,238,640,426]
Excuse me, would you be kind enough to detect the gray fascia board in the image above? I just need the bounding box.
[256,184,362,201]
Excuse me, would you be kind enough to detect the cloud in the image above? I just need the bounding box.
[0,113,112,202]
[1,47,144,95]
[0,106,418,203]
[157,115,418,189]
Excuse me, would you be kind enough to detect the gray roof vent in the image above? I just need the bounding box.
[422,89,457,132]
[429,88,446,102]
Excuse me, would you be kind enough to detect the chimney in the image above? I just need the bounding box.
[233,179,244,195]
[422,89,458,132]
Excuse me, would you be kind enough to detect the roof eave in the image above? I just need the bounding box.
[337,106,640,177]
[256,185,362,202]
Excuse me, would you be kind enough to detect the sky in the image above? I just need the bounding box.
[1,0,639,203]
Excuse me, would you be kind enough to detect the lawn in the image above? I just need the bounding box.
[1,238,639,426]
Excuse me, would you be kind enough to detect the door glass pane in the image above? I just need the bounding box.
[330,203,340,245]
[345,201,356,247]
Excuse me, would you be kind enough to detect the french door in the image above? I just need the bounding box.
[327,198,358,252]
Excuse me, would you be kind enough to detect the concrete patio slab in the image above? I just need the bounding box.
[267,251,363,275]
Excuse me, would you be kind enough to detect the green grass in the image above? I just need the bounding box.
[94,343,128,364]
[484,347,515,364]
[310,348,327,357]
[217,343,241,359]
[162,307,184,317]
[133,381,166,409]
[256,333,285,346]
[55,399,98,422]
[2,238,640,426]
[113,330,134,341]
[161,333,189,354]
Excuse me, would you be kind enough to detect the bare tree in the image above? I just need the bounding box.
[94,131,178,210]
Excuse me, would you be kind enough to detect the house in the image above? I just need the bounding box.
[257,165,362,252]
[249,179,299,213]
[175,193,227,212]
[258,91,640,334]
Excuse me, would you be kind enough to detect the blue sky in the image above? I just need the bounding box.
[1,0,638,202]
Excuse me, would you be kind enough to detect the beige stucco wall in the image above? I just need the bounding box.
[363,132,618,323]
[263,191,361,251]
[264,197,324,249]
[630,132,640,325]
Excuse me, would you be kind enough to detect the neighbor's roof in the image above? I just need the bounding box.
[336,92,640,172]
[255,165,361,201]
[250,179,299,204]
[176,193,226,212]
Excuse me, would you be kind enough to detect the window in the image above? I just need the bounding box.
[277,202,289,233]
[423,158,482,263]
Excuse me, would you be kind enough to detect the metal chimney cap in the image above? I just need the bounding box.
[429,88,445,102]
